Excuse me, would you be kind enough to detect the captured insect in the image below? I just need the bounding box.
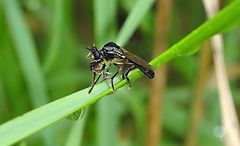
[86,42,155,94]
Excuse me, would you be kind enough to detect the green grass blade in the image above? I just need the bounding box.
[2,0,49,108]
[43,0,64,73]
[0,12,28,117]
[94,0,117,45]
[96,97,119,146]
[0,85,109,146]
[116,0,155,46]
[2,0,55,145]
[150,0,240,67]
[0,39,28,117]
[0,0,240,145]
[118,88,147,146]
[0,81,9,121]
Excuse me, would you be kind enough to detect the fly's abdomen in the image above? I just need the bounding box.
[136,65,155,79]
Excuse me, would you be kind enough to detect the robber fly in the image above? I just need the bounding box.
[87,42,155,94]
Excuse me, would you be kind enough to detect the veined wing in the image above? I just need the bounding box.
[118,49,155,79]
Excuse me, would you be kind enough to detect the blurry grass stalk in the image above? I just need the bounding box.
[1,0,240,145]
[118,88,147,146]
[0,18,28,116]
[202,0,240,146]
[116,0,155,46]
[0,81,9,121]
[150,0,240,67]
[94,0,117,46]
[2,0,56,145]
[43,0,64,74]
[185,41,212,146]
[146,0,172,146]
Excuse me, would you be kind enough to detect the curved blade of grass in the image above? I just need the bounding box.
[43,0,64,73]
[0,0,240,145]
[94,0,117,46]
[2,0,55,145]
[150,0,240,67]
[0,13,28,117]
[3,0,50,106]
[116,0,155,46]
[0,84,112,146]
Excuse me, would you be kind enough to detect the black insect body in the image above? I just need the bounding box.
[87,42,155,94]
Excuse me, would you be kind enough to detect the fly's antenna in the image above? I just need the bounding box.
[86,44,97,51]
[92,44,96,50]
[86,46,91,51]
[86,45,92,59]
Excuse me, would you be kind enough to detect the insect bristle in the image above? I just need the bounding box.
[86,47,91,51]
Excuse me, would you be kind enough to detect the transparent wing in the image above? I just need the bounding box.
[117,49,155,79]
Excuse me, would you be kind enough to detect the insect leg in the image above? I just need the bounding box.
[122,67,132,88]
[88,63,106,94]
[110,69,120,91]
[88,72,96,94]
[88,72,102,94]
[122,63,134,88]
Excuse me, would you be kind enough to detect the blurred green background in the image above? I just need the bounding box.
[0,0,240,146]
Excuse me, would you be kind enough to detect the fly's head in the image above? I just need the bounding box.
[86,44,101,60]
[86,44,103,73]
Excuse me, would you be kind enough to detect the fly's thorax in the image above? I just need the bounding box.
[103,57,127,66]
[100,43,124,61]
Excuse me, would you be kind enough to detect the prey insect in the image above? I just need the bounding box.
[87,42,155,94]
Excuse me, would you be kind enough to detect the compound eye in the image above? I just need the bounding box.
[94,51,100,59]
[92,47,101,59]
